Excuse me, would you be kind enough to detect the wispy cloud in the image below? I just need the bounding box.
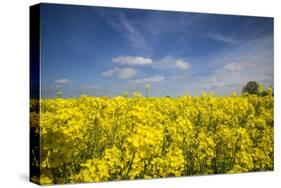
[112,56,153,66]
[207,33,239,44]
[142,12,203,36]
[121,13,147,49]
[102,67,138,79]
[200,35,273,94]
[99,10,148,50]
[131,74,165,84]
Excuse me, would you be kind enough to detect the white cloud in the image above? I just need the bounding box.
[53,79,72,85]
[175,59,191,70]
[102,67,137,79]
[204,76,218,84]
[117,67,138,79]
[153,56,191,71]
[199,35,273,94]
[110,55,190,71]
[112,56,153,66]
[131,74,165,84]
[223,62,244,71]
[201,76,221,90]
[81,84,100,90]
[102,68,117,77]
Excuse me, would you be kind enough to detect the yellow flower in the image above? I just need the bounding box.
[34,93,273,183]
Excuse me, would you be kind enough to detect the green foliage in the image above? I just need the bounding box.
[55,90,63,98]
[261,87,273,96]
[242,81,273,97]
[242,81,260,95]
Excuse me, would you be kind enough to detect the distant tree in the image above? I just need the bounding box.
[56,90,63,98]
[242,81,273,97]
[242,81,260,95]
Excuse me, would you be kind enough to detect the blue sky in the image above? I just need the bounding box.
[40,3,273,98]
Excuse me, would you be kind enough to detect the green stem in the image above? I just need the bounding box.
[125,152,136,179]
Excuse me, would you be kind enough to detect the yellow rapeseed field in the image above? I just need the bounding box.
[30,93,274,184]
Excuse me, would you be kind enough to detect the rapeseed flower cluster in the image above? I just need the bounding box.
[30,93,273,184]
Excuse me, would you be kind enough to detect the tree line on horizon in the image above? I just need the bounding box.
[54,81,273,99]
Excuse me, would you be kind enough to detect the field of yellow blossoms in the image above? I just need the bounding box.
[30,93,274,185]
